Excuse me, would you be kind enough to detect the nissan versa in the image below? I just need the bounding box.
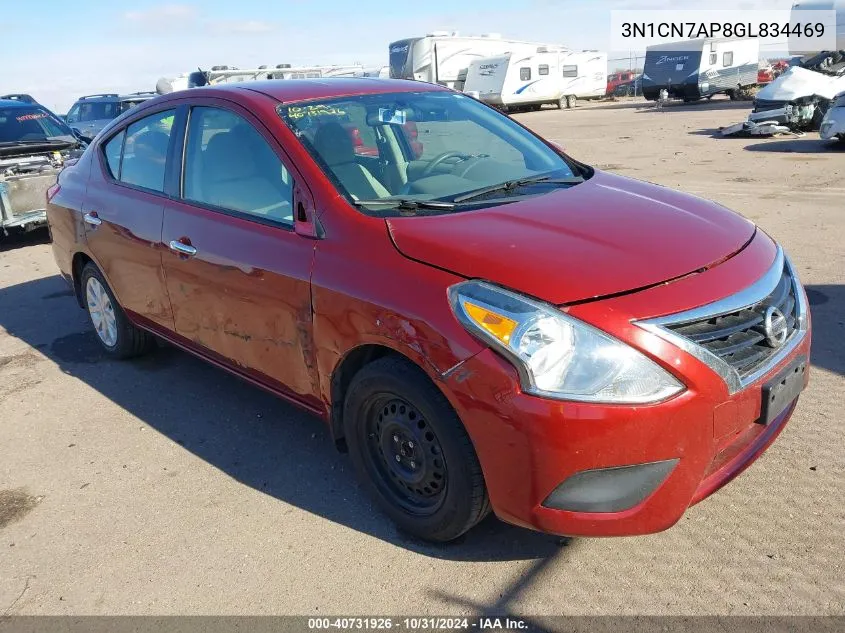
[47,79,811,542]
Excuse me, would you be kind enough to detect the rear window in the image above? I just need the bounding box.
[66,101,119,124]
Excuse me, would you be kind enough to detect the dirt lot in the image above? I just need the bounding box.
[1,96,843,616]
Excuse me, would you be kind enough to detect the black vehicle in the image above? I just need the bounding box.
[0,98,86,235]
[641,38,759,102]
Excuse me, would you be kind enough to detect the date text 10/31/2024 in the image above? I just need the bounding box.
[307,617,530,631]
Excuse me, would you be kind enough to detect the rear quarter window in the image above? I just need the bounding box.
[103,131,125,178]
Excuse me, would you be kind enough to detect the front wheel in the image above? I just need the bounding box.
[81,262,155,359]
[343,356,490,542]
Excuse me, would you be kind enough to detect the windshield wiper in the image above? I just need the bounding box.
[452,175,584,203]
[353,198,456,213]
[0,138,74,147]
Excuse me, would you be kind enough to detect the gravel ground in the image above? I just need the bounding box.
[1,96,843,616]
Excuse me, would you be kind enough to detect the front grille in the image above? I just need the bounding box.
[664,265,799,379]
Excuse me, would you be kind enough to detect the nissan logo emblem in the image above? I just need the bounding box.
[763,306,789,348]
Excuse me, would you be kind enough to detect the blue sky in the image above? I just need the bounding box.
[1,0,790,112]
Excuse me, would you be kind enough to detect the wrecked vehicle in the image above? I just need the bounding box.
[748,52,845,131]
[1,98,86,235]
[820,91,845,141]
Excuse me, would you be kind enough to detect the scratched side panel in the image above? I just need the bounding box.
[161,199,321,408]
[310,212,486,410]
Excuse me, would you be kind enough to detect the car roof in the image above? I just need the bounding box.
[0,98,42,108]
[191,78,449,104]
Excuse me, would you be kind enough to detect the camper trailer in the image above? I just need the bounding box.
[156,64,366,94]
[641,38,760,102]
[463,49,607,110]
[388,32,560,89]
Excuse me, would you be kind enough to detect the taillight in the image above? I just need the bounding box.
[47,182,61,202]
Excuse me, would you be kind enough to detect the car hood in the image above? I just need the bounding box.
[73,119,111,138]
[386,170,756,305]
[757,67,845,102]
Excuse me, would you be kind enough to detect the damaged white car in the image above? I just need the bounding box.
[0,98,85,235]
[819,91,845,141]
[749,51,845,132]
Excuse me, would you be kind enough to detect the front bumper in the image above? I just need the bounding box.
[441,241,811,538]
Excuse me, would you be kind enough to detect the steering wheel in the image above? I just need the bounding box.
[419,151,470,179]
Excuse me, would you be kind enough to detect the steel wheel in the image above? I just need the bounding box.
[363,395,448,516]
[86,276,118,347]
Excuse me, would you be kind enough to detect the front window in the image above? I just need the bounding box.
[0,106,75,143]
[182,106,294,224]
[278,91,584,216]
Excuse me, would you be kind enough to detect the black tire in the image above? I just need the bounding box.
[343,355,490,542]
[80,262,155,359]
[566,95,577,109]
[727,89,737,101]
[557,96,566,109]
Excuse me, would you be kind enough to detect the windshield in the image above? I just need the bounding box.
[278,91,583,216]
[0,106,75,143]
[66,101,119,124]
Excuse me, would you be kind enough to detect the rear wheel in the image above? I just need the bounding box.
[557,96,566,109]
[81,263,155,359]
[566,95,577,109]
[343,356,490,542]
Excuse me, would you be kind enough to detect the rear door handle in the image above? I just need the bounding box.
[83,212,102,227]
[169,240,197,257]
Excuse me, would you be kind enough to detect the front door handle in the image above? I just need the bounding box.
[83,212,102,227]
[169,240,197,257]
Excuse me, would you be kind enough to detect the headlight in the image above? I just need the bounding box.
[448,281,684,404]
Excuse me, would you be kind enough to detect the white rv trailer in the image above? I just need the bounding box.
[463,48,607,110]
[388,32,564,89]
[641,38,760,102]
[790,1,845,54]
[155,64,366,94]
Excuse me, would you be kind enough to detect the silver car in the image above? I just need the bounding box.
[64,92,157,141]
[820,92,845,143]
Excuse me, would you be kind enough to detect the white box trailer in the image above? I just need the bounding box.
[463,49,607,110]
[790,1,845,54]
[388,32,563,90]
[641,38,760,102]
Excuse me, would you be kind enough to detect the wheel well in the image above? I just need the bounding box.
[329,344,400,452]
[71,252,93,308]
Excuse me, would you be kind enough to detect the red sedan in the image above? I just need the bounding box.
[47,79,811,542]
